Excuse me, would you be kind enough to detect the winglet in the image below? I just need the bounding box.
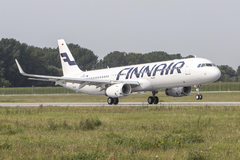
[15,59,26,75]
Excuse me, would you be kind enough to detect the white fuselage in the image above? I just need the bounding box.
[15,39,221,104]
[62,57,221,95]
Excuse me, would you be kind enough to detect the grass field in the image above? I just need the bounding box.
[1,105,240,159]
[0,91,239,159]
[0,91,239,103]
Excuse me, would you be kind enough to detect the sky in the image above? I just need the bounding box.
[1,0,239,70]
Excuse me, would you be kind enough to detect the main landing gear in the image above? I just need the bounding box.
[107,97,119,105]
[194,84,203,100]
[148,91,159,104]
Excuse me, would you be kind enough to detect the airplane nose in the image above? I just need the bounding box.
[211,67,221,81]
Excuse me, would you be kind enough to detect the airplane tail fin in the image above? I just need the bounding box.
[58,39,82,76]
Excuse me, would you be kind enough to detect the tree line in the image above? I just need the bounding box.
[0,38,239,87]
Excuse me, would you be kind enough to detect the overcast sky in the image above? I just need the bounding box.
[1,0,239,70]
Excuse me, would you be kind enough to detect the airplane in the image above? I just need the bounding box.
[15,39,221,105]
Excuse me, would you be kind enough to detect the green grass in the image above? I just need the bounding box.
[0,105,240,159]
[0,91,239,103]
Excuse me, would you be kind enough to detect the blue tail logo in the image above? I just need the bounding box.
[60,53,77,66]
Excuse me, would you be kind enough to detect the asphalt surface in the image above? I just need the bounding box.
[0,102,239,107]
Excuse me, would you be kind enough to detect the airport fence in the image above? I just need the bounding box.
[0,82,239,95]
[200,82,240,92]
[0,86,76,95]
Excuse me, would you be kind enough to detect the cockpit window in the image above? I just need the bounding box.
[197,63,217,68]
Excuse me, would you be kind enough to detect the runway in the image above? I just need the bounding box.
[0,102,239,107]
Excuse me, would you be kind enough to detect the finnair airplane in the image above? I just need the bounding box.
[15,39,221,105]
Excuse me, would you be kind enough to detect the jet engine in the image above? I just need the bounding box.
[106,83,131,98]
[165,86,192,97]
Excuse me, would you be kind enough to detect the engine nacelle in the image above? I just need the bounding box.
[106,83,131,98]
[165,86,192,97]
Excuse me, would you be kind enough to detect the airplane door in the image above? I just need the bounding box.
[185,60,193,75]
[110,71,116,81]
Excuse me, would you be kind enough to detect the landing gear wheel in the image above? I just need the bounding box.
[196,95,199,100]
[153,97,159,104]
[107,97,113,105]
[196,94,203,100]
[148,96,154,104]
[113,98,119,105]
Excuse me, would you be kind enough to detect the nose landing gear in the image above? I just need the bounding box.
[194,84,203,100]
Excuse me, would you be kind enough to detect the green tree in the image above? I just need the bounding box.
[143,52,182,63]
[236,65,240,81]
[102,51,127,68]
[0,38,24,87]
[43,47,61,70]
[0,78,11,87]
[125,53,146,65]
[236,65,240,76]
[67,44,98,71]
[0,38,99,87]
[218,65,236,82]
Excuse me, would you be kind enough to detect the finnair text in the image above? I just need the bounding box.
[116,61,185,80]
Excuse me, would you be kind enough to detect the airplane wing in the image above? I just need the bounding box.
[15,59,139,87]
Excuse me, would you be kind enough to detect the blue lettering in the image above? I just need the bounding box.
[116,68,130,80]
[130,66,145,79]
[152,64,167,76]
[165,62,174,75]
[61,53,77,66]
[141,64,157,77]
[170,61,185,74]
[125,67,134,79]
[116,61,185,80]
